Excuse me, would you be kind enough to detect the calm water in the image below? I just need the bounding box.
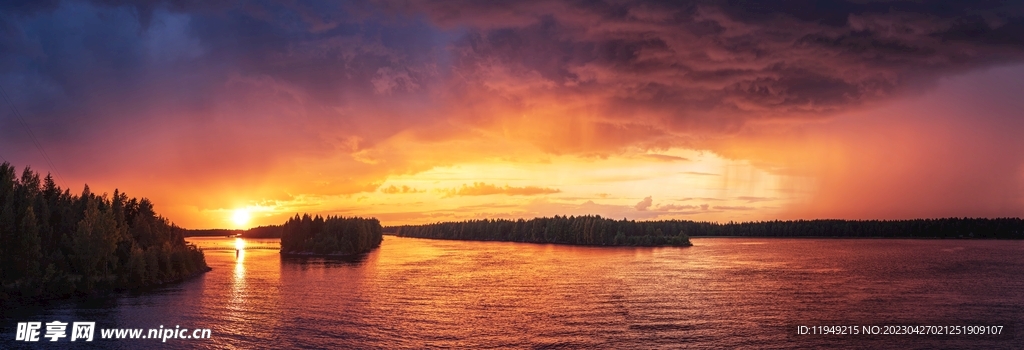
[3,237,1023,349]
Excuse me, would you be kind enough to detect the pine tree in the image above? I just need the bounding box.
[18,206,43,289]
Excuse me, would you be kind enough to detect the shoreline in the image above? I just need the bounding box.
[279,247,381,259]
[383,234,693,248]
[686,236,1015,239]
[385,233,1017,241]
[1,266,212,308]
[279,251,367,258]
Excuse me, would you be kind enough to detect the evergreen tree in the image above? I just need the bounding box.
[0,162,209,303]
[17,206,42,284]
[280,215,383,256]
[386,216,1024,245]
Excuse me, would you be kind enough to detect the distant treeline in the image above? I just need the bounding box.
[676,218,1024,238]
[1,163,209,303]
[184,225,281,238]
[386,215,693,246]
[385,216,1024,243]
[245,225,283,238]
[280,214,383,256]
[185,229,243,237]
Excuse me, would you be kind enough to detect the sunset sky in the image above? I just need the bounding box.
[2,0,1023,229]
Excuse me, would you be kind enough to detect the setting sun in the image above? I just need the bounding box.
[231,209,251,227]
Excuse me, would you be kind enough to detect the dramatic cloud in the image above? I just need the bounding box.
[772,65,1024,219]
[1,0,1022,227]
[389,0,1024,148]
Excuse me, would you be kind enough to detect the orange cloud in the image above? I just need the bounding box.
[655,204,699,212]
[3,1,1023,229]
[634,196,653,211]
[713,205,757,211]
[380,185,424,194]
[441,182,561,197]
[642,154,690,162]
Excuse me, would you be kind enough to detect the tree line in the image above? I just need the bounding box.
[185,228,243,237]
[669,217,1024,238]
[384,216,1024,245]
[184,226,282,238]
[1,163,209,303]
[280,214,383,256]
[244,225,283,238]
[385,215,693,246]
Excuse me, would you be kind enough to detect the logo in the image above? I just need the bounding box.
[15,321,95,342]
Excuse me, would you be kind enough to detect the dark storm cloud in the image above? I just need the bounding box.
[5,0,1024,146]
[0,0,444,128]
[385,0,1024,133]
[4,0,1024,172]
[0,0,468,204]
[0,0,61,16]
[0,0,458,184]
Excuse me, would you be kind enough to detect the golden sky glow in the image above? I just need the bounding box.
[2,1,1023,229]
[148,66,1023,229]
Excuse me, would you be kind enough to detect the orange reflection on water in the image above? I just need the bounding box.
[183,237,287,343]
[175,236,1024,348]
[230,246,246,319]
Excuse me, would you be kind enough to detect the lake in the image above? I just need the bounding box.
[3,237,1022,349]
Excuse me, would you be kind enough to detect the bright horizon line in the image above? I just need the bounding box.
[195,215,1023,232]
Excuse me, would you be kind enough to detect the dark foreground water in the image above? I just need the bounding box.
[3,237,1023,349]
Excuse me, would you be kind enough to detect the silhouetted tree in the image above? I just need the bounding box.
[0,162,209,303]
[386,215,1024,245]
[280,214,383,256]
[386,215,693,247]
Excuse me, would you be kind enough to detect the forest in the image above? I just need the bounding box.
[279,214,383,256]
[386,215,693,247]
[668,217,1024,238]
[385,216,1024,245]
[0,163,209,303]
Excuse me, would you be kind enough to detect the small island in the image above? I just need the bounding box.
[386,215,693,247]
[280,214,383,257]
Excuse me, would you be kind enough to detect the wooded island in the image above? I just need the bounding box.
[279,214,383,256]
[386,215,693,247]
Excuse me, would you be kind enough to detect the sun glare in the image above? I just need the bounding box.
[231,208,251,227]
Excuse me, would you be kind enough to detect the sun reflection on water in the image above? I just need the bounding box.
[232,248,246,305]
